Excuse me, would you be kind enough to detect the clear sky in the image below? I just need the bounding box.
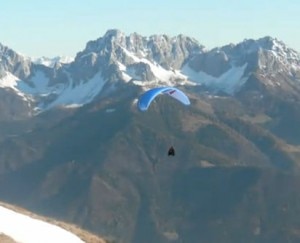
[1,0,299,58]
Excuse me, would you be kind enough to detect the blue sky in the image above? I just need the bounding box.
[1,0,299,57]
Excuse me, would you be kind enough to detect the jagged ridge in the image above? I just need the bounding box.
[0,30,300,120]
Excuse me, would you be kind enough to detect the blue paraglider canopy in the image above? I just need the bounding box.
[137,86,190,111]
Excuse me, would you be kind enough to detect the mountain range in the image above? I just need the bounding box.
[1,29,300,242]
[1,29,299,117]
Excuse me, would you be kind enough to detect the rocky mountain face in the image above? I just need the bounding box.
[1,30,300,118]
[0,29,204,117]
[1,30,300,242]
[0,43,32,80]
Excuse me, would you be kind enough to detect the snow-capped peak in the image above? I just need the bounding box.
[219,36,298,58]
[31,56,74,67]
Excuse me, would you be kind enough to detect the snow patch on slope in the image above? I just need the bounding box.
[182,63,248,94]
[0,70,107,112]
[0,206,84,243]
[17,70,54,95]
[42,71,107,110]
[120,48,190,87]
[0,72,32,101]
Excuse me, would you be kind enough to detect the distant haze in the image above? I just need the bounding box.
[1,0,300,57]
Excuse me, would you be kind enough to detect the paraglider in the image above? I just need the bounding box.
[137,86,190,157]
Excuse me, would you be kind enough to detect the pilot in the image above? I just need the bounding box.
[168,146,175,156]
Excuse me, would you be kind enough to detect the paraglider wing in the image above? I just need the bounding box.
[137,87,190,111]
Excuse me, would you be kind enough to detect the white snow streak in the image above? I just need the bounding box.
[0,72,31,101]
[17,71,54,95]
[121,48,187,85]
[181,63,248,94]
[45,71,106,109]
[0,206,84,243]
[0,70,107,111]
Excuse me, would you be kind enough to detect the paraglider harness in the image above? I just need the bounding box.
[168,146,175,156]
